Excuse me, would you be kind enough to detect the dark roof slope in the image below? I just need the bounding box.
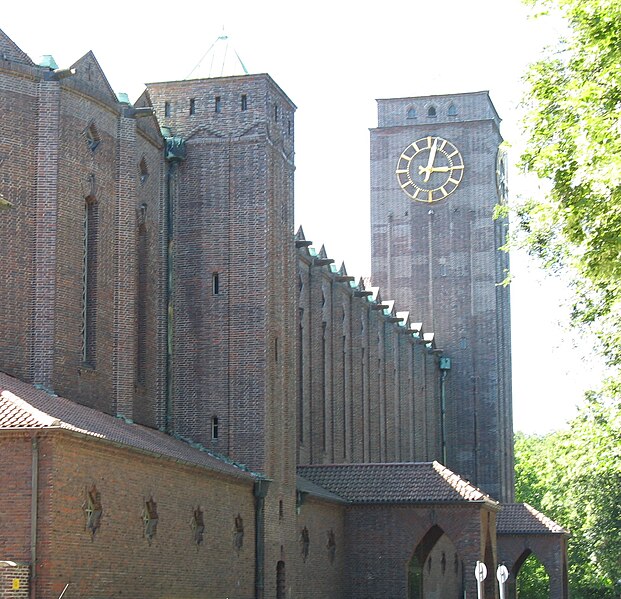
[497,503,568,535]
[297,462,497,506]
[0,372,256,481]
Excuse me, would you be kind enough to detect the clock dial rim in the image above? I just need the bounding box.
[395,136,464,203]
[496,147,509,204]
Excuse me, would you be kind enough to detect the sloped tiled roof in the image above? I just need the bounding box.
[497,503,568,535]
[0,372,256,481]
[297,462,497,506]
[297,475,347,504]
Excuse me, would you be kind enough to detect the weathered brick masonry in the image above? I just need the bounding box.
[0,27,569,599]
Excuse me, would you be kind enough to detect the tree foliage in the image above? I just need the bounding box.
[514,396,621,598]
[519,0,621,366]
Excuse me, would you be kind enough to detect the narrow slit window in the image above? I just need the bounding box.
[274,103,279,121]
[136,222,148,385]
[164,101,171,117]
[211,416,219,440]
[82,198,98,366]
[215,96,222,113]
[241,94,247,111]
[189,98,196,115]
[212,272,220,295]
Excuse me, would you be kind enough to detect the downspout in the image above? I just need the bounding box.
[30,436,38,599]
[254,479,271,599]
[439,356,451,465]
[163,133,186,433]
[164,160,175,433]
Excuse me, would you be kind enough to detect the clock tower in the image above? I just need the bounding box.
[370,91,514,502]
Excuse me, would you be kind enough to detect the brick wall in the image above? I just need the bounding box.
[344,503,498,599]
[0,563,29,599]
[296,237,443,468]
[293,497,345,599]
[0,435,33,564]
[35,431,255,599]
[0,56,38,382]
[0,46,167,427]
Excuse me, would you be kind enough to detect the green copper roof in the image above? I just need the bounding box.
[38,55,58,70]
[116,92,131,105]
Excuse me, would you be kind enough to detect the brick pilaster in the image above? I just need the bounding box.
[32,79,60,387]
[113,111,137,418]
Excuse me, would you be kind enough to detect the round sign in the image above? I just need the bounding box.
[475,561,488,582]
[497,564,509,583]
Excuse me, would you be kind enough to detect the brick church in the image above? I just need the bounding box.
[0,28,568,599]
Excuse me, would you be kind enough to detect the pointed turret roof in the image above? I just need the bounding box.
[185,31,249,80]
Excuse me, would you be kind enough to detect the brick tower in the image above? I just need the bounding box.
[146,74,297,479]
[370,91,514,501]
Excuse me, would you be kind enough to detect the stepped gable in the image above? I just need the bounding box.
[297,462,498,506]
[498,503,568,535]
[0,372,256,480]
[0,28,34,65]
[296,232,434,336]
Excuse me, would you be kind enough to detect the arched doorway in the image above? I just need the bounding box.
[512,549,550,599]
[408,525,462,599]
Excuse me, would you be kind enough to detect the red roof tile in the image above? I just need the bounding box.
[497,503,568,535]
[0,372,255,481]
[297,462,498,506]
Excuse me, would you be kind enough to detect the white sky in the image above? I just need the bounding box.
[1,0,606,434]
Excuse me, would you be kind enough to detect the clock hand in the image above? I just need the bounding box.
[428,165,464,173]
[423,137,438,182]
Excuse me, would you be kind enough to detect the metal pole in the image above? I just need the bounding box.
[475,561,487,599]
[497,564,509,599]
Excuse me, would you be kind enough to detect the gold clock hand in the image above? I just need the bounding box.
[429,165,464,173]
[423,137,438,182]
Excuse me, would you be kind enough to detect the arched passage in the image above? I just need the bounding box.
[511,549,550,599]
[408,525,463,599]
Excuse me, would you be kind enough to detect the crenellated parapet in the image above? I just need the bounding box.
[295,226,444,466]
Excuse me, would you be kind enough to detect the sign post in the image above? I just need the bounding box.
[474,560,487,599]
[497,564,509,599]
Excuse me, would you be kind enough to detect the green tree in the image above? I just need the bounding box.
[514,397,621,598]
[519,0,621,366]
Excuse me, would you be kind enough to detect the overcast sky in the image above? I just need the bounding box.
[2,0,606,433]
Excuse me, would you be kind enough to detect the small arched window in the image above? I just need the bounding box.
[448,103,457,117]
[427,106,437,118]
[406,106,417,119]
[139,157,149,184]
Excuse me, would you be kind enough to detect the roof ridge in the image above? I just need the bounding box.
[432,461,497,504]
[523,503,568,534]
[1,389,61,427]
[299,461,435,468]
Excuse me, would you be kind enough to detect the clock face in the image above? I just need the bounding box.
[496,147,509,204]
[396,136,464,203]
